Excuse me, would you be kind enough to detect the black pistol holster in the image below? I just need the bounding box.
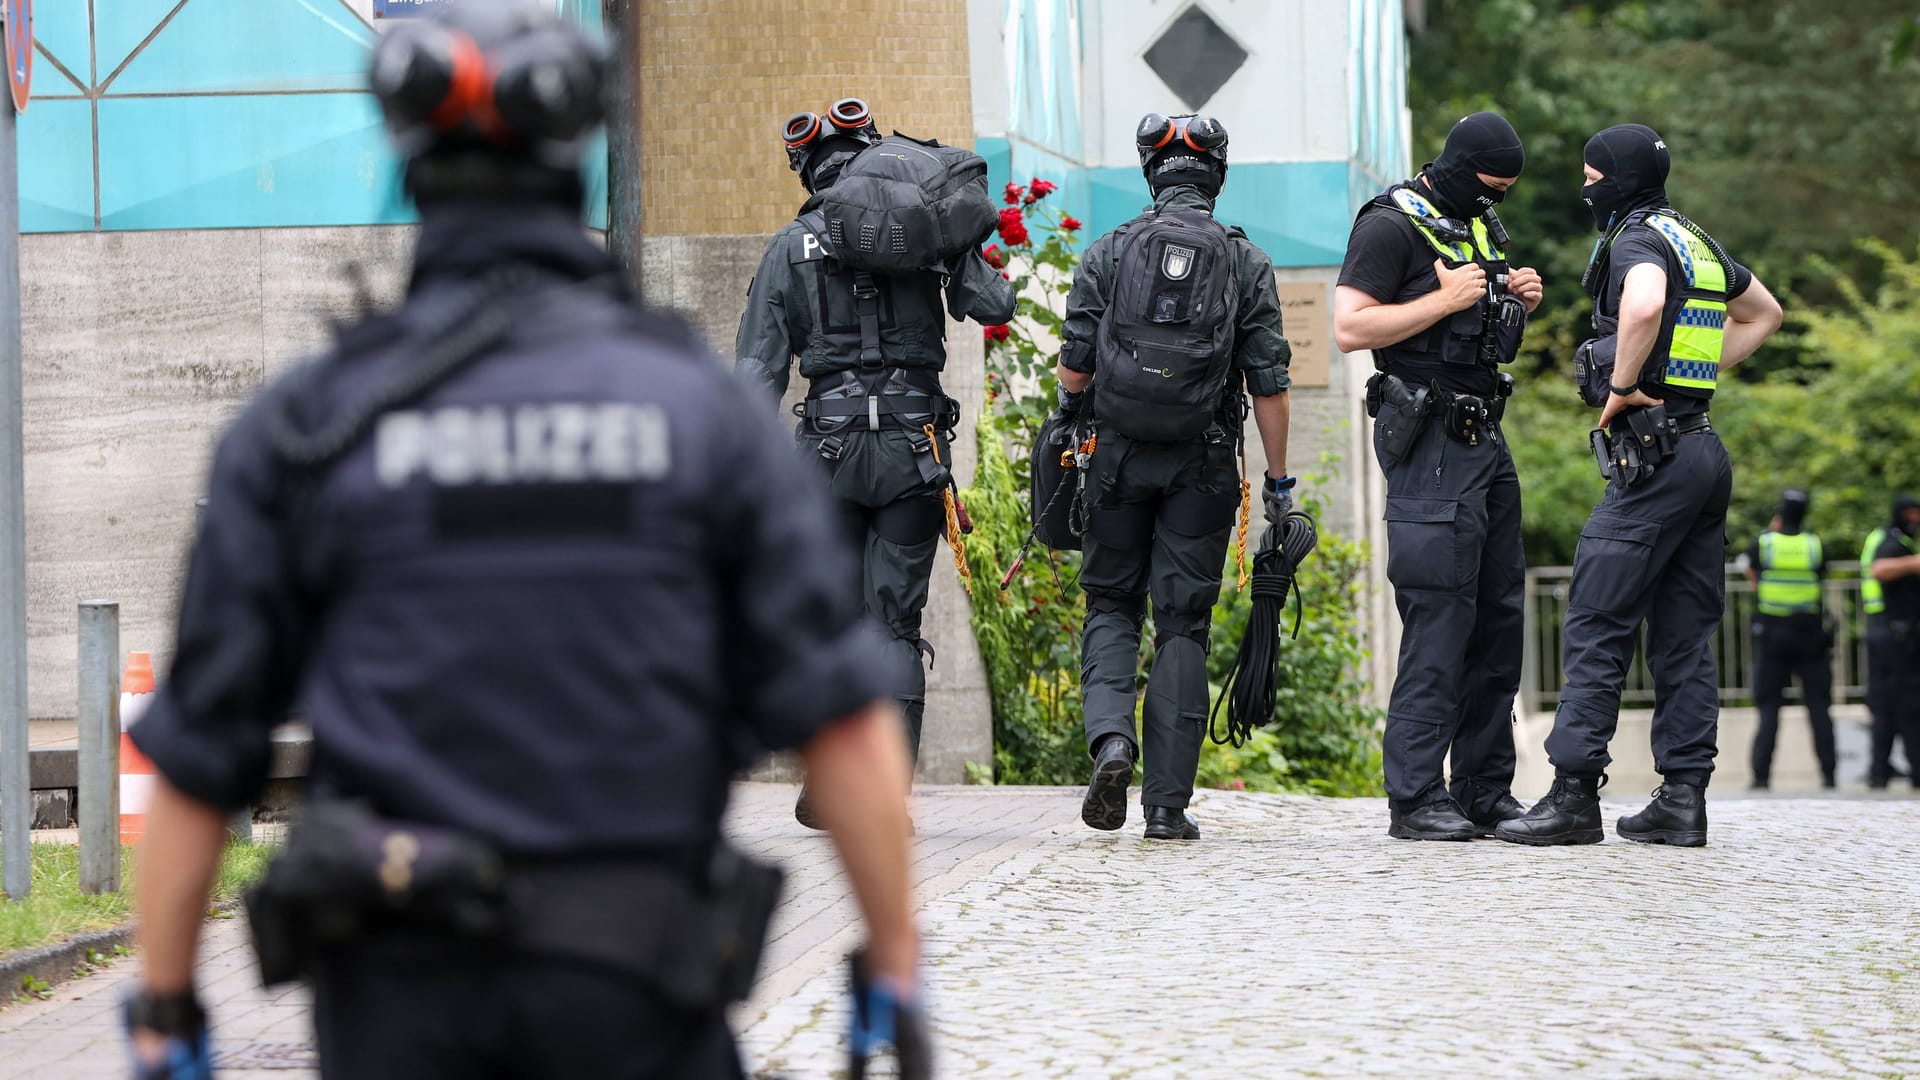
[1365,371,1433,464]
[246,803,784,1009]
[1591,403,1677,488]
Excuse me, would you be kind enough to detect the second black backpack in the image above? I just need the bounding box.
[1092,209,1240,442]
[811,133,997,274]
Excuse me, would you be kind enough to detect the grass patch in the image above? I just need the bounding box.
[0,841,274,956]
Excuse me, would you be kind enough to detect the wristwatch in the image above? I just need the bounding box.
[1608,382,1639,396]
[125,988,206,1037]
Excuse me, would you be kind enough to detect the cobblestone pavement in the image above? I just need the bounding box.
[4,784,1917,1077]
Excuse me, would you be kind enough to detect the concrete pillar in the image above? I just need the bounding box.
[633,1,992,782]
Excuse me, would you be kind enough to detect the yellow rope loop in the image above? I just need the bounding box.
[926,424,975,597]
[1235,476,1252,591]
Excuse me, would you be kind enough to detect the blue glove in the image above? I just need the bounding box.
[1263,474,1296,525]
[125,991,213,1080]
[848,953,932,1080]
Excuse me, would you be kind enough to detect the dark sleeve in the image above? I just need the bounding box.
[734,238,797,398]
[1747,538,1761,567]
[1815,534,1826,576]
[1607,229,1672,296]
[711,372,891,751]
[1726,260,1753,300]
[945,248,1017,324]
[1336,210,1417,303]
[128,400,314,810]
[1875,533,1908,564]
[1058,233,1115,375]
[1234,241,1291,396]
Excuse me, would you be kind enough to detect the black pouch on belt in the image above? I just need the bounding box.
[244,802,511,986]
[1622,403,1677,470]
[512,843,785,1009]
[1372,374,1432,464]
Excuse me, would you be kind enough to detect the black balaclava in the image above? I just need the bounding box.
[800,134,866,194]
[1894,494,1920,534]
[1777,489,1810,534]
[1582,123,1671,233]
[1420,111,1525,218]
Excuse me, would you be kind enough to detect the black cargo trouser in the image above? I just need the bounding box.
[1868,619,1920,787]
[1546,426,1733,785]
[801,421,949,764]
[1079,431,1239,811]
[1749,613,1835,785]
[1374,399,1524,816]
[312,939,744,1080]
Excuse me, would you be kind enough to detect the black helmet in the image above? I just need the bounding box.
[369,0,606,201]
[1777,489,1810,530]
[1135,113,1229,196]
[783,97,881,193]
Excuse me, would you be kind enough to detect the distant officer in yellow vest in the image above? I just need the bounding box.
[1864,494,1920,789]
[1744,490,1834,789]
[1499,124,1783,848]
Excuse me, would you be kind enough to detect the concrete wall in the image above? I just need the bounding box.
[21,226,415,721]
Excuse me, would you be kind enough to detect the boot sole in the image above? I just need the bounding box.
[1492,827,1603,846]
[1081,756,1132,831]
[1617,827,1706,847]
[1387,823,1476,842]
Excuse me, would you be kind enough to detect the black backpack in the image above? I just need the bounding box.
[811,133,996,273]
[1092,209,1240,441]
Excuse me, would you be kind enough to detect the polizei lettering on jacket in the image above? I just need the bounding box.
[375,403,673,488]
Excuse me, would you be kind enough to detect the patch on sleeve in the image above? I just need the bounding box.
[791,230,828,264]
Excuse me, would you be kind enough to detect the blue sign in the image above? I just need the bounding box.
[5,0,31,112]
[374,0,455,17]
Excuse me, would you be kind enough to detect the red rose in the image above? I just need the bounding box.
[983,323,1012,343]
[1060,215,1083,232]
[1029,178,1057,199]
[1002,271,1011,280]
[1004,182,1024,206]
[982,244,1006,269]
[997,214,1030,246]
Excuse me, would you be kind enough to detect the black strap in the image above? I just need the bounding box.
[852,270,884,369]
[801,393,943,419]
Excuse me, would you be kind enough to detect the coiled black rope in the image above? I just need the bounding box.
[1209,510,1320,748]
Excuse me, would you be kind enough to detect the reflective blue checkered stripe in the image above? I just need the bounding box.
[1676,306,1726,329]
[1663,358,1719,386]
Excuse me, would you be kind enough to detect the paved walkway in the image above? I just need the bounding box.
[2,784,1917,1077]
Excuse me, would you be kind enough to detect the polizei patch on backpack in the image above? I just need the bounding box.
[1162,244,1196,280]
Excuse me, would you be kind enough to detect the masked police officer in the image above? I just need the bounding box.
[1866,494,1920,789]
[737,98,1016,827]
[124,6,926,1077]
[1745,489,1835,789]
[1061,113,1292,841]
[1499,124,1783,847]
[1333,112,1543,840]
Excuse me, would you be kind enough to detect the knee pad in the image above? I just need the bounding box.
[871,494,945,546]
[1152,608,1212,651]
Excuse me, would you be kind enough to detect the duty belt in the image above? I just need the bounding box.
[799,392,950,432]
[1672,413,1713,435]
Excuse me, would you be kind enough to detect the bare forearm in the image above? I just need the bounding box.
[1333,291,1450,353]
[1611,309,1661,387]
[1251,392,1290,477]
[1056,364,1092,394]
[135,780,231,994]
[1871,555,1920,583]
[802,700,918,984]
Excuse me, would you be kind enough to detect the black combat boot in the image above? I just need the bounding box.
[1616,782,1707,846]
[1493,774,1604,846]
[1464,793,1528,839]
[1081,734,1135,831]
[1388,798,1478,841]
[794,785,824,830]
[1143,805,1200,841]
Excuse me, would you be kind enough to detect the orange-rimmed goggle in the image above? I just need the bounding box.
[1135,113,1227,155]
[783,98,877,170]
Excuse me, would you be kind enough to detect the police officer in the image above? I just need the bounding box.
[1865,494,1920,789]
[1745,489,1835,789]
[1060,112,1292,841]
[737,98,1016,826]
[1333,112,1543,840]
[124,6,926,1077]
[1499,124,1783,847]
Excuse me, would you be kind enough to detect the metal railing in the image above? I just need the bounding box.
[1521,562,1870,715]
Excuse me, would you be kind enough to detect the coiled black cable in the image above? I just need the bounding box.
[1209,510,1320,749]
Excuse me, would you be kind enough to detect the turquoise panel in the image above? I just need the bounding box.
[33,2,93,88]
[582,128,608,230]
[98,94,408,229]
[108,0,374,94]
[1080,161,1353,268]
[95,0,191,79]
[17,99,97,232]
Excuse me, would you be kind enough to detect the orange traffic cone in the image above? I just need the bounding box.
[119,651,158,844]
